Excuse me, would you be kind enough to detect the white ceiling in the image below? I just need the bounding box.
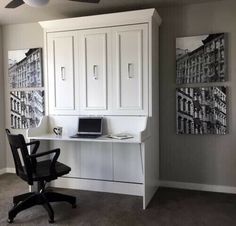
[0,0,223,25]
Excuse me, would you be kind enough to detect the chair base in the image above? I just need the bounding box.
[8,190,76,224]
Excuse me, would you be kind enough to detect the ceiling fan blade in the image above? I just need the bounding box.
[5,0,25,8]
[69,0,100,3]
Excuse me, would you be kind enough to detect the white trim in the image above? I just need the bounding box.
[0,168,15,175]
[39,9,161,32]
[51,177,143,196]
[6,168,16,174]
[160,180,236,194]
[0,168,6,175]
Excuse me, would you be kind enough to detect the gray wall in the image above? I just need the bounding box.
[2,23,43,168]
[0,27,6,170]
[158,0,236,186]
[2,0,236,187]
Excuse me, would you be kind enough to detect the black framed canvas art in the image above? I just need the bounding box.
[176,33,226,84]
[10,90,44,129]
[8,48,43,89]
[176,86,226,135]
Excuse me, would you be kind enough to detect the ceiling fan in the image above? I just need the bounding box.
[5,0,100,8]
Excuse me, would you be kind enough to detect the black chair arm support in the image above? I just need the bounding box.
[29,148,60,158]
[30,149,60,173]
[26,140,40,155]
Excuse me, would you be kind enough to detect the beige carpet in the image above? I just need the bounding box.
[0,173,236,226]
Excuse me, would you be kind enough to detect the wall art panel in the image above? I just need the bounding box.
[176,86,226,135]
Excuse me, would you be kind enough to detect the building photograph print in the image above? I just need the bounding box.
[176,33,226,84]
[8,48,43,88]
[10,90,44,129]
[8,48,44,129]
[176,86,227,135]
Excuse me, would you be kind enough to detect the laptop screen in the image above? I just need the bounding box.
[78,118,102,134]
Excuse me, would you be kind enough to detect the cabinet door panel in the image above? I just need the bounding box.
[50,141,81,178]
[113,143,143,183]
[54,37,74,109]
[79,28,112,114]
[113,24,148,115]
[80,142,113,180]
[47,32,78,114]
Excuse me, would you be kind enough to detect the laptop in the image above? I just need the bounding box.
[70,117,103,139]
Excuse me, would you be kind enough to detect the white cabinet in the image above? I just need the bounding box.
[39,8,161,209]
[47,31,79,115]
[45,24,149,116]
[112,24,149,115]
[79,24,149,116]
[79,28,112,114]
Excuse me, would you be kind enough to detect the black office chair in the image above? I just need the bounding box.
[5,129,76,224]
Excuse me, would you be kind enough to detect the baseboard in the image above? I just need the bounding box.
[0,168,15,175]
[160,180,236,194]
[53,179,236,195]
[2,169,236,195]
[5,168,15,173]
[0,168,6,175]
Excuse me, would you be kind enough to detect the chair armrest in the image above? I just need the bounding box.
[26,140,40,155]
[30,148,60,174]
[26,140,40,146]
[29,148,60,158]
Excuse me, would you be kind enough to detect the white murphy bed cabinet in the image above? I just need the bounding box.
[28,9,161,209]
[46,24,148,115]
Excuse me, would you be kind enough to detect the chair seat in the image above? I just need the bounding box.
[32,160,71,182]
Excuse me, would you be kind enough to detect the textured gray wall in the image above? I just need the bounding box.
[2,23,43,168]
[2,0,236,187]
[0,27,6,170]
[158,0,236,186]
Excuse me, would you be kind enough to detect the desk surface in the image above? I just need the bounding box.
[28,133,142,144]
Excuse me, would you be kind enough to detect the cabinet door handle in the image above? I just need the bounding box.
[61,67,65,81]
[93,65,98,80]
[128,63,133,79]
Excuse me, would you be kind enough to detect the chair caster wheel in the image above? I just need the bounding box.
[72,204,77,208]
[48,219,55,224]
[8,218,14,224]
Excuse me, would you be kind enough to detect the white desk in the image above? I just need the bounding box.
[27,116,158,209]
[28,134,142,144]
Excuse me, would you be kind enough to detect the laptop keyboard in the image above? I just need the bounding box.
[70,134,101,139]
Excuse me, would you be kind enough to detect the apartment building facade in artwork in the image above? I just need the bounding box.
[10,90,44,129]
[176,33,225,84]
[8,48,43,88]
[176,87,226,135]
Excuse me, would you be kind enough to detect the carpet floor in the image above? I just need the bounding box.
[0,173,236,226]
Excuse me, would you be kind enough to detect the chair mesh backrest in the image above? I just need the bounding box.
[5,129,33,184]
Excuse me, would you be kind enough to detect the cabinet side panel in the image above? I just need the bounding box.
[143,19,160,209]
